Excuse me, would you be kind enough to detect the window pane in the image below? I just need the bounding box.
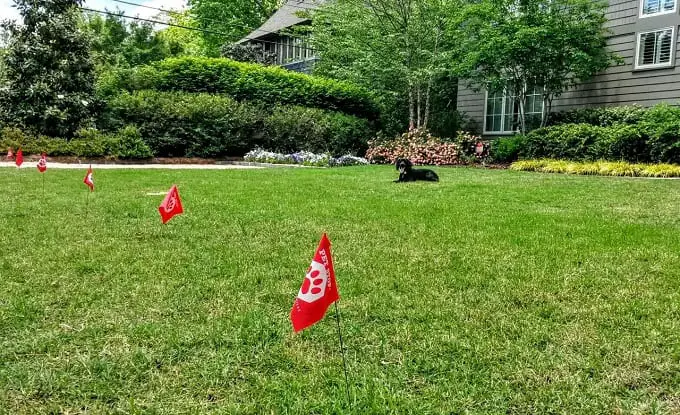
[663,0,675,11]
[643,0,661,14]
[638,29,673,66]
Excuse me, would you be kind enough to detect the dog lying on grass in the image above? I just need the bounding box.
[394,158,439,182]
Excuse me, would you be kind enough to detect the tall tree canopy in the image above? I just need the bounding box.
[82,12,184,69]
[312,0,458,135]
[0,0,97,137]
[188,0,282,56]
[455,0,618,132]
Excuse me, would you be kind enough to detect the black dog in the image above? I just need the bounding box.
[394,158,439,182]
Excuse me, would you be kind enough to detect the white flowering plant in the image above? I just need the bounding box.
[244,149,369,167]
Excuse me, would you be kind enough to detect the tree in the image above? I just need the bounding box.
[312,0,457,134]
[455,0,619,132]
[188,0,282,56]
[157,10,207,57]
[0,0,97,137]
[82,12,185,69]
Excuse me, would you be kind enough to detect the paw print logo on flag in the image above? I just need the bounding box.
[297,261,329,303]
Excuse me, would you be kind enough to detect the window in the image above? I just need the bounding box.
[635,28,675,69]
[640,0,676,17]
[484,85,544,134]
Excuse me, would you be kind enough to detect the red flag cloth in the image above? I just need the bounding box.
[15,148,23,167]
[158,185,183,224]
[290,233,340,332]
[37,153,47,173]
[83,165,94,191]
[6,148,13,160]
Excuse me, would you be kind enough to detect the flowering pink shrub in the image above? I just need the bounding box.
[366,128,483,165]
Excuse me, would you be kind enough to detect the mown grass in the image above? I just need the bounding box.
[1,166,679,414]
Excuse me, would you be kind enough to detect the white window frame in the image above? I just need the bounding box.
[639,0,677,18]
[634,27,676,70]
[482,86,545,135]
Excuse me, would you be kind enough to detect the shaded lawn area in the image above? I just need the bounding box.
[0,166,679,414]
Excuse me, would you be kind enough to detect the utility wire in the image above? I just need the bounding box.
[80,6,316,51]
[110,0,317,36]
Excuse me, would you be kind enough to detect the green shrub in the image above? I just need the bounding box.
[549,105,647,127]
[511,159,680,177]
[520,123,608,161]
[490,136,525,163]
[0,126,152,159]
[604,124,650,162]
[99,57,379,121]
[101,91,373,158]
[639,104,680,164]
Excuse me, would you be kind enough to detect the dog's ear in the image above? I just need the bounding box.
[403,159,413,168]
[395,158,402,170]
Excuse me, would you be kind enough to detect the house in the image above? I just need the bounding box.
[238,0,325,73]
[457,0,680,135]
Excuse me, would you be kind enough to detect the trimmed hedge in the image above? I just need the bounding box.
[517,104,680,164]
[101,90,373,158]
[511,159,680,178]
[97,57,380,120]
[0,126,152,159]
[549,105,647,127]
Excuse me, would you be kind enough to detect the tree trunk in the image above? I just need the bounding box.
[416,83,422,129]
[541,93,553,128]
[423,78,432,130]
[408,85,415,131]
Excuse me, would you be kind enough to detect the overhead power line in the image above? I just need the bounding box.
[80,6,316,51]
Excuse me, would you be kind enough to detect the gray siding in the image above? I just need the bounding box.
[456,0,680,135]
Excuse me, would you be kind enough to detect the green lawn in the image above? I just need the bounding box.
[1,166,679,414]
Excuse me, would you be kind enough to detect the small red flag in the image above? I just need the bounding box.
[83,165,94,191]
[6,148,14,160]
[158,185,183,224]
[15,148,23,167]
[290,233,340,332]
[37,153,47,173]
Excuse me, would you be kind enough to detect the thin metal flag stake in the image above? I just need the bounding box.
[334,301,351,406]
[42,173,45,197]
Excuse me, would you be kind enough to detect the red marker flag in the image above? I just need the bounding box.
[15,148,23,167]
[83,165,94,191]
[7,148,14,160]
[158,185,183,224]
[290,233,340,332]
[37,153,47,173]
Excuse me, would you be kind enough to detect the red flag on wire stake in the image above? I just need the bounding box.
[291,233,340,332]
[15,148,23,167]
[37,153,47,173]
[7,148,14,160]
[83,165,94,191]
[159,185,183,224]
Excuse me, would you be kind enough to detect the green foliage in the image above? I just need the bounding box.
[519,103,680,164]
[100,57,379,120]
[81,12,184,69]
[549,105,647,127]
[0,126,152,159]
[101,90,374,157]
[456,0,618,132]
[187,0,282,56]
[0,0,97,137]
[312,0,458,135]
[520,124,608,161]
[490,135,526,163]
[639,104,680,164]
[511,159,680,177]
